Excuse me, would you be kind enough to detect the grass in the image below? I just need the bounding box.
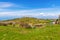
[0,24,60,40]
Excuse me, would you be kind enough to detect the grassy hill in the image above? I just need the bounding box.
[0,17,59,40]
[3,17,51,24]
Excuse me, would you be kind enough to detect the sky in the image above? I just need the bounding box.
[0,0,60,20]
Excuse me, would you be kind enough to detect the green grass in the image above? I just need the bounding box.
[0,24,60,40]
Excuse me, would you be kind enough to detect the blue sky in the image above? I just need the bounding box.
[0,0,60,20]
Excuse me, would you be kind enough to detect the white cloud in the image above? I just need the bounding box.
[0,2,15,8]
[0,2,28,12]
[0,8,60,17]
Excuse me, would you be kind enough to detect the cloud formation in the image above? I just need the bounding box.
[0,2,60,20]
[0,8,60,18]
[0,2,15,8]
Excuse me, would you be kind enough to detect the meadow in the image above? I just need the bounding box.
[0,24,60,40]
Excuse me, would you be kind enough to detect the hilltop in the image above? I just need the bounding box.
[3,17,51,24]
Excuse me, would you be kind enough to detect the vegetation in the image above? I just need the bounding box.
[0,17,60,40]
[0,24,60,40]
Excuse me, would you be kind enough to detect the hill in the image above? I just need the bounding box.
[0,17,52,28]
[0,17,60,40]
[3,17,51,24]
